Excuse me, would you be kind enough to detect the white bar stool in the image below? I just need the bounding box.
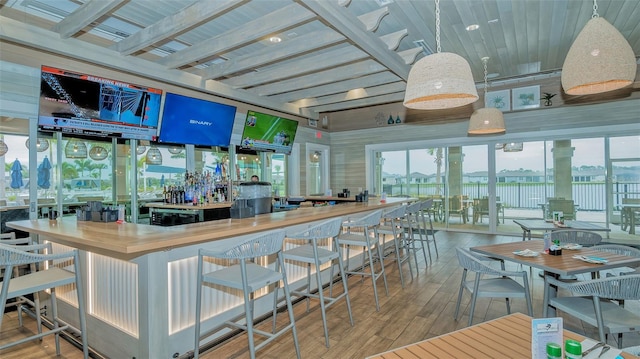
[275,217,354,348]
[0,242,89,358]
[193,229,300,359]
[335,209,388,311]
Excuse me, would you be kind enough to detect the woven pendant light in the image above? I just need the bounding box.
[65,139,88,158]
[89,145,108,160]
[146,146,162,165]
[0,139,7,157]
[403,0,478,110]
[561,1,636,95]
[468,57,505,135]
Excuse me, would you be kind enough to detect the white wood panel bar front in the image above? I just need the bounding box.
[8,199,408,358]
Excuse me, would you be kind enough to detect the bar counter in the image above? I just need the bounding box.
[7,198,408,358]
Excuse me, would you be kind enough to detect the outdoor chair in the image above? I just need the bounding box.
[592,244,640,277]
[620,198,640,233]
[547,199,576,220]
[454,248,533,326]
[543,274,640,348]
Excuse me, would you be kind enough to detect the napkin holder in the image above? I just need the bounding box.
[549,246,562,256]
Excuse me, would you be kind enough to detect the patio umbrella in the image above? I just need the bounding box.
[10,159,23,189]
[37,156,51,189]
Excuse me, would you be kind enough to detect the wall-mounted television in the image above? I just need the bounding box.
[240,110,298,155]
[157,93,237,147]
[38,66,162,140]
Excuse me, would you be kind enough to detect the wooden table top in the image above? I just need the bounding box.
[471,240,640,276]
[367,313,639,359]
[513,219,611,232]
[7,198,408,260]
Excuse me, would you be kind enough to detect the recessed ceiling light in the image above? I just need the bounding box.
[269,36,281,43]
[466,24,480,31]
[488,19,499,24]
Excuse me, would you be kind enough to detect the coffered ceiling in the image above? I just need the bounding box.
[1,0,639,120]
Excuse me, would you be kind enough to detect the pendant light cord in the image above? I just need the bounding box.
[592,0,599,18]
[482,57,489,97]
[435,0,441,53]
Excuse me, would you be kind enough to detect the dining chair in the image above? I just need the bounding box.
[275,217,353,348]
[592,244,640,277]
[402,201,429,267]
[543,274,640,348]
[547,199,577,220]
[454,248,533,326]
[0,242,89,358]
[549,229,602,246]
[335,209,388,311]
[193,229,300,359]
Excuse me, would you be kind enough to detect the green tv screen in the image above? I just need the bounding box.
[241,111,298,154]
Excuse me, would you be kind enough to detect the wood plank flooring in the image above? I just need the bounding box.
[1,232,639,358]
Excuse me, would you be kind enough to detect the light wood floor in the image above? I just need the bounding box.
[1,232,639,358]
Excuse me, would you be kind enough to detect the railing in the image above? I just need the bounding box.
[383,181,640,211]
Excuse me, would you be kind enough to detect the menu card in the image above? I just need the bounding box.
[531,317,563,359]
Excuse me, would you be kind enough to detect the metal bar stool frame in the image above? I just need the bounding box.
[274,217,354,348]
[335,209,388,311]
[0,242,89,358]
[193,229,300,359]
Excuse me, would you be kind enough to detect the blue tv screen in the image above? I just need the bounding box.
[158,93,237,147]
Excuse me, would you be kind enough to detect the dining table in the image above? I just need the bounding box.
[470,239,640,316]
[366,313,639,359]
[513,219,611,241]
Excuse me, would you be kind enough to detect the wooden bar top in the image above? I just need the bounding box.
[7,198,408,260]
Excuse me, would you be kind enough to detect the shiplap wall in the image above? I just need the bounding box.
[329,99,640,194]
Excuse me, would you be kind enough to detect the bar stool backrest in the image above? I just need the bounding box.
[344,210,383,228]
[420,199,434,211]
[381,205,406,221]
[405,201,421,216]
[208,230,286,260]
[287,217,343,240]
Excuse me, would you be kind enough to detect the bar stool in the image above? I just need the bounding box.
[335,209,388,311]
[275,217,353,348]
[0,242,89,358]
[194,229,300,359]
[375,205,415,288]
[403,201,429,267]
[416,199,439,263]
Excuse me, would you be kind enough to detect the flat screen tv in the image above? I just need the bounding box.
[240,110,298,155]
[157,93,237,147]
[38,66,162,140]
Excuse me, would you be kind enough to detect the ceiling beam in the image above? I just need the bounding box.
[248,59,386,96]
[113,0,247,55]
[309,92,406,113]
[52,0,126,39]
[0,16,309,118]
[159,2,315,69]
[292,81,406,107]
[297,0,409,80]
[223,46,368,88]
[269,71,401,103]
[201,29,345,80]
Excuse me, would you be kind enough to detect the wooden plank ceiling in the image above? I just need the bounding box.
[1,0,639,121]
